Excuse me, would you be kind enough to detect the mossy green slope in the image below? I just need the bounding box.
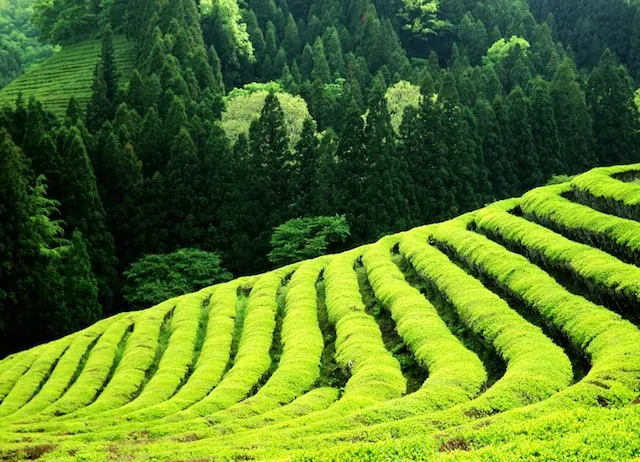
[2,164,640,461]
[0,36,134,117]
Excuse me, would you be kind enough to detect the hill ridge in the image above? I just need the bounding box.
[1,163,640,461]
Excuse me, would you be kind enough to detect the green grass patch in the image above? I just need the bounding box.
[0,36,134,118]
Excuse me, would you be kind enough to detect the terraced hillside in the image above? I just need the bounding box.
[2,164,640,461]
[0,36,134,117]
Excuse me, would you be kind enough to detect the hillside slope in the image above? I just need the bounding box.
[1,164,640,461]
[0,36,134,117]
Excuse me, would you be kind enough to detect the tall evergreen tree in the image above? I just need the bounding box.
[86,62,112,131]
[247,92,292,267]
[586,49,640,166]
[292,117,319,215]
[550,57,596,174]
[362,88,410,240]
[165,128,203,248]
[507,86,541,191]
[529,78,563,179]
[58,127,118,313]
[101,25,118,105]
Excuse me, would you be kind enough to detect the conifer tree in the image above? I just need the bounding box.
[362,87,409,240]
[208,46,225,94]
[283,13,301,58]
[101,25,118,105]
[550,57,595,174]
[529,78,563,179]
[201,122,233,251]
[136,107,168,177]
[127,70,147,115]
[65,97,83,126]
[58,128,118,313]
[164,95,189,142]
[401,90,456,223]
[587,49,640,165]
[292,117,319,215]
[165,128,204,248]
[300,43,314,77]
[136,171,169,255]
[335,95,367,238]
[246,92,292,267]
[324,27,346,78]
[45,231,101,334]
[492,95,520,196]
[312,37,332,83]
[507,86,541,191]
[0,130,68,352]
[86,62,112,131]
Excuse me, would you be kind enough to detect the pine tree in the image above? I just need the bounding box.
[586,49,640,165]
[164,95,189,143]
[550,57,595,174]
[324,26,345,78]
[208,45,225,94]
[136,106,165,177]
[201,122,233,251]
[401,90,456,223]
[65,97,83,126]
[127,70,147,115]
[86,62,112,131]
[507,86,541,191]
[49,231,100,333]
[292,117,319,215]
[300,43,314,78]
[335,95,367,239]
[529,78,564,179]
[362,88,409,240]
[0,130,67,353]
[58,127,118,313]
[0,129,34,351]
[136,171,169,255]
[101,25,119,105]
[96,128,143,267]
[311,37,331,84]
[165,128,203,248]
[247,93,292,267]
[282,13,301,58]
[22,98,60,193]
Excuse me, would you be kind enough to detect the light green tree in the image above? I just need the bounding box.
[398,0,452,39]
[222,84,311,148]
[268,215,350,266]
[385,81,422,134]
[201,0,254,62]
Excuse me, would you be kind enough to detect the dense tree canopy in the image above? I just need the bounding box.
[1,0,640,354]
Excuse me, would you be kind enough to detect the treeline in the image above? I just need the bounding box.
[1,0,640,354]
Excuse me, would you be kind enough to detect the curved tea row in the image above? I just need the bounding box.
[1,164,640,461]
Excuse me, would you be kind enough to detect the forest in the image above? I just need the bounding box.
[1,0,640,356]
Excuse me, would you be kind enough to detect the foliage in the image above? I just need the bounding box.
[267,215,350,266]
[397,0,452,38]
[221,86,311,147]
[483,36,531,66]
[201,0,254,62]
[2,166,640,461]
[122,249,232,310]
[384,80,421,134]
[0,0,56,89]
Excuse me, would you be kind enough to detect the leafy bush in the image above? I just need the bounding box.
[122,249,232,310]
[268,216,350,266]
